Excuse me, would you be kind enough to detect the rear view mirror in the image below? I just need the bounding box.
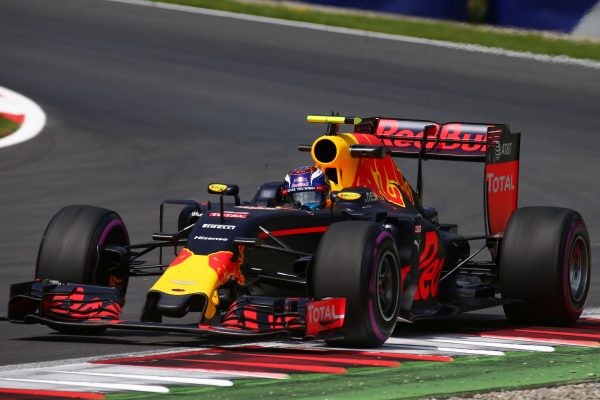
[207,183,241,213]
[207,183,239,197]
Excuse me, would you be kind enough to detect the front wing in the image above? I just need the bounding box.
[8,280,346,339]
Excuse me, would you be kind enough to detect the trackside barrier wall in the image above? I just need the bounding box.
[490,0,599,33]
[300,0,468,20]
[299,0,600,35]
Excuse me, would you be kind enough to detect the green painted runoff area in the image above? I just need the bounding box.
[109,346,600,400]
[157,0,600,62]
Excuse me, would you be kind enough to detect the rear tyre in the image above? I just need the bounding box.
[500,207,591,325]
[36,205,130,333]
[312,221,400,347]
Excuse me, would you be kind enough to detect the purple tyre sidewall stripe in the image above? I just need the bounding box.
[368,230,394,343]
[95,219,126,261]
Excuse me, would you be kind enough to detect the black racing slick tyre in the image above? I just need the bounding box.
[312,221,401,347]
[36,205,131,296]
[500,207,591,325]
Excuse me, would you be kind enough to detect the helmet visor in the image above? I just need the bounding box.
[286,190,324,206]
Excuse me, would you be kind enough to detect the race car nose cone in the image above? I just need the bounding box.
[154,292,208,318]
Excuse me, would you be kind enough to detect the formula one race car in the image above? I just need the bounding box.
[8,115,592,347]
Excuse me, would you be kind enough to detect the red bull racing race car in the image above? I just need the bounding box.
[8,115,591,347]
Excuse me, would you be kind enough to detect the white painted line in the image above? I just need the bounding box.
[80,363,264,381]
[104,0,600,70]
[431,338,555,352]
[0,377,169,393]
[479,334,597,347]
[134,366,290,380]
[47,370,233,387]
[0,349,290,380]
[437,347,505,356]
[0,97,25,115]
[385,337,505,356]
[0,350,191,374]
[582,308,600,317]
[259,341,446,356]
[0,86,46,148]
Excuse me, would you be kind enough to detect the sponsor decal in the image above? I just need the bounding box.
[208,183,228,193]
[486,131,520,166]
[337,192,361,201]
[485,160,519,235]
[287,186,317,193]
[308,303,342,322]
[236,205,311,215]
[202,223,236,230]
[209,211,249,219]
[194,236,228,241]
[376,120,488,155]
[170,280,198,285]
[191,210,202,217]
[292,175,309,187]
[306,298,346,336]
[414,224,422,234]
[494,142,513,162]
[486,172,516,193]
[410,231,445,301]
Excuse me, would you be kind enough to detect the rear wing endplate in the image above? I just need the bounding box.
[484,126,520,235]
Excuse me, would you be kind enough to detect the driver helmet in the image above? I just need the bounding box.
[282,166,329,210]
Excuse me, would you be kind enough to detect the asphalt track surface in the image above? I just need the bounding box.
[0,0,599,367]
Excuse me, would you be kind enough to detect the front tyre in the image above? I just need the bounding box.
[36,206,130,335]
[312,221,401,347]
[37,205,130,294]
[500,207,591,325]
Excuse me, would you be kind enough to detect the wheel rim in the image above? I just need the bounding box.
[377,250,399,322]
[95,219,129,294]
[568,236,589,304]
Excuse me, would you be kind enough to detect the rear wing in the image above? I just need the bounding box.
[306,115,521,235]
[346,117,489,162]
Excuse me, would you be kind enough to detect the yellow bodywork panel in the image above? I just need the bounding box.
[311,134,360,192]
[306,114,415,207]
[310,133,415,207]
[150,248,244,319]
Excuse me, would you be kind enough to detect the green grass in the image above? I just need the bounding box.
[158,0,600,62]
[0,116,20,138]
[108,346,600,400]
